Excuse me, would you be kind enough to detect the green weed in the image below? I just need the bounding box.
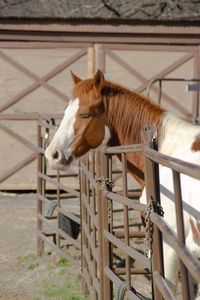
[42,278,89,300]
[17,253,37,263]
[27,263,38,270]
[56,258,69,268]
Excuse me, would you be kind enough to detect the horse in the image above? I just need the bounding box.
[45,69,200,297]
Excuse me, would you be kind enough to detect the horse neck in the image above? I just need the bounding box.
[103,86,164,146]
[103,85,164,188]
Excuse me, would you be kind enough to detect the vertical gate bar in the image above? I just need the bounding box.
[192,52,199,123]
[122,153,131,290]
[56,171,61,248]
[96,150,104,300]
[172,170,194,300]
[86,155,92,297]
[87,154,96,298]
[42,123,49,198]
[198,46,200,122]
[37,121,44,256]
[91,151,98,300]
[102,152,113,300]
[41,132,47,197]
[144,155,164,300]
[108,154,113,230]
[80,159,88,296]
[152,137,165,291]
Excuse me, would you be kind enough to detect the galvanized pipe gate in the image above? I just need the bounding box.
[37,120,200,300]
[79,138,200,299]
[79,146,149,300]
[37,118,81,261]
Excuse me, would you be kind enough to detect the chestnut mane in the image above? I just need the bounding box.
[73,79,165,146]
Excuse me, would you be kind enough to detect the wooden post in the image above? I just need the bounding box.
[37,121,44,256]
[88,46,95,78]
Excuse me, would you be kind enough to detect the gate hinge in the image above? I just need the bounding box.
[96,176,114,191]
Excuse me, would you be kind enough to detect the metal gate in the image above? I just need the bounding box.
[79,145,150,299]
[144,140,200,299]
[36,118,200,299]
[80,142,200,299]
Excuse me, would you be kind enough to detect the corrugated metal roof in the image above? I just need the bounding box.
[0,0,200,21]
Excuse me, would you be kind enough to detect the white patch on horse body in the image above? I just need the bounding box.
[160,113,200,157]
[158,167,200,290]
[45,98,79,163]
[141,113,200,294]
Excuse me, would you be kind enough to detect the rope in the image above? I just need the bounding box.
[115,283,126,300]
[115,282,151,300]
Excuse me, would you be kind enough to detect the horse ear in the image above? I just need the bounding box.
[94,69,105,89]
[71,71,82,84]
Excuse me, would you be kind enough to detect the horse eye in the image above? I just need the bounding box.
[79,113,91,119]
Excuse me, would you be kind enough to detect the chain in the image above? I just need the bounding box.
[144,200,153,258]
[96,176,114,224]
[144,197,164,258]
[107,199,112,224]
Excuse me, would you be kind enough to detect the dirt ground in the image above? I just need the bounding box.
[0,193,36,299]
[0,191,153,300]
[0,192,152,300]
[0,193,83,300]
[0,192,192,300]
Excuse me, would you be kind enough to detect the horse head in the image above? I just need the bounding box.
[45,69,111,170]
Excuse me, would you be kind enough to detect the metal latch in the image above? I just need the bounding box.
[96,176,114,191]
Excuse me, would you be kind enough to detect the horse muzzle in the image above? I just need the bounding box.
[45,147,73,170]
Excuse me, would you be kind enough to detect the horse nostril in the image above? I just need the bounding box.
[52,150,61,161]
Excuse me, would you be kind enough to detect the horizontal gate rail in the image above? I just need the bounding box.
[104,230,150,269]
[37,232,72,262]
[105,143,143,154]
[153,272,175,300]
[104,266,142,300]
[38,213,80,249]
[105,191,145,212]
[38,172,79,198]
[145,147,200,180]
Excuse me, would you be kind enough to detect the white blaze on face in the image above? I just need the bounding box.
[45,98,80,163]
